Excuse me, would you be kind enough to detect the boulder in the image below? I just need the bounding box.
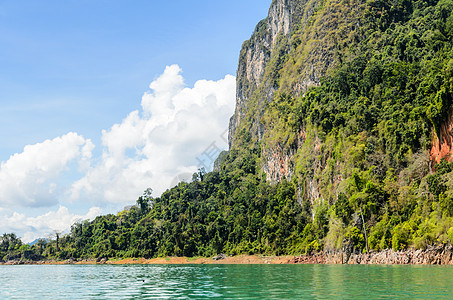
[213,254,226,261]
[96,257,107,264]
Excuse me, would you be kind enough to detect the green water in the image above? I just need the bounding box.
[1,264,452,299]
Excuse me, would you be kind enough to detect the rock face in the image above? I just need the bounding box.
[262,145,297,182]
[288,245,453,265]
[228,0,318,186]
[228,0,363,187]
[430,111,453,164]
[262,129,306,182]
[212,253,227,261]
[96,257,108,264]
[229,0,308,149]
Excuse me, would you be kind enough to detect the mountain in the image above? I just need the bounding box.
[225,0,453,254]
[3,0,453,262]
[226,0,453,253]
[27,239,46,246]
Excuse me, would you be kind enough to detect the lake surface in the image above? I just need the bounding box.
[1,264,453,299]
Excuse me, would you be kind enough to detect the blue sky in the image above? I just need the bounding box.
[0,0,271,241]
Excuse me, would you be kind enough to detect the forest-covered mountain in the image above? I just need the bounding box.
[3,0,453,261]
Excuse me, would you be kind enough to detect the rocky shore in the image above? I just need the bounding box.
[3,246,453,265]
[0,258,105,265]
[0,255,291,265]
[288,245,453,265]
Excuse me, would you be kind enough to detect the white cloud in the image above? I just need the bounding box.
[0,206,102,243]
[70,65,236,203]
[0,132,93,208]
[0,65,236,241]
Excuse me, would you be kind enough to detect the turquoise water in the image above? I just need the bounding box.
[1,264,453,299]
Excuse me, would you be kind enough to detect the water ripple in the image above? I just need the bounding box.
[1,264,453,299]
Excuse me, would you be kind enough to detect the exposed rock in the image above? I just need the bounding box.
[262,144,297,182]
[289,245,453,265]
[96,257,107,264]
[430,110,453,164]
[229,0,310,149]
[213,151,228,172]
[288,253,326,264]
[228,0,365,192]
[213,253,227,261]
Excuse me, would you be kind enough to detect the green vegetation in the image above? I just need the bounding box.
[232,0,453,255]
[1,149,313,260]
[3,0,453,262]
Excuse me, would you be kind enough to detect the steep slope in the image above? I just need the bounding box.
[228,0,453,253]
[230,0,453,186]
[229,0,367,182]
[431,110,453,164]
[229,0,321,147]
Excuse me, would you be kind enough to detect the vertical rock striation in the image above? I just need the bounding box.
[229,0,303,149]
[228,0,363,188]
[430,110,453,164]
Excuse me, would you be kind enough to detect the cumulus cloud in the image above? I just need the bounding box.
[0,65,235,240]
[0,132,93,208]
[0,206,102,243]
[71,65,236,203]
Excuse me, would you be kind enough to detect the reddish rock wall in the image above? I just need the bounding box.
[430,112,453,164]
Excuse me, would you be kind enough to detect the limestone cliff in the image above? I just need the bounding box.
[229,0,322,148]
[229,0,364,186]
[229,0,297,149]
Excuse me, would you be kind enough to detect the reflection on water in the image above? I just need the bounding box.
[1,264,453,299]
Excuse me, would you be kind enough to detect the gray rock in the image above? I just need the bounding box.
[213,254,227,261]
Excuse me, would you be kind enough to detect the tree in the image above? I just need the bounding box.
[137,188,154,215]
[1,233,22,252]
[36,239,47,255]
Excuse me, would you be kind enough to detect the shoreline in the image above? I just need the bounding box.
[3,245,453,265]
[0,255,292,266]
[289,244,453,265]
